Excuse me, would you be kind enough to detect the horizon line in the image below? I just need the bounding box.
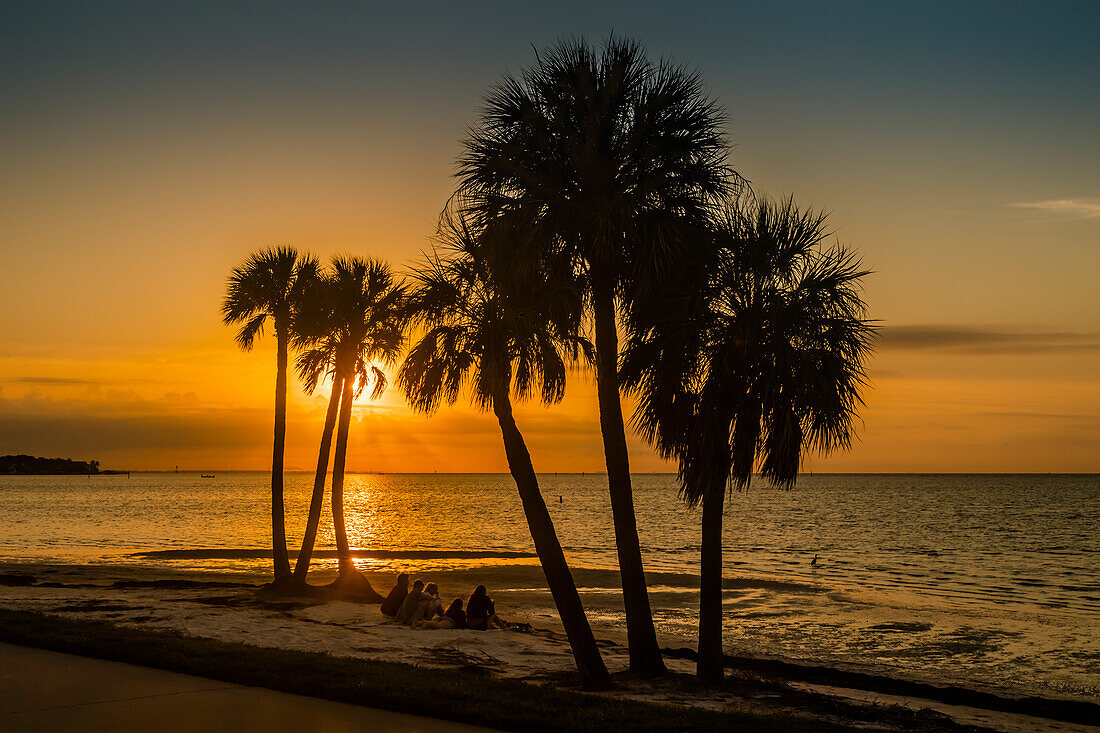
[74,470,1100,476]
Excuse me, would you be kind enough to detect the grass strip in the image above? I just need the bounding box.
[0,609,847,732]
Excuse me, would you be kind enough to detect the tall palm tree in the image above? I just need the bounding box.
[399,210,611,689]
[623,195,876,682]
[295,256,406,597]
[456,36,735,675]
[222,247,318,586]
[290,278,344,587]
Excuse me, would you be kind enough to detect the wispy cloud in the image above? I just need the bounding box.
[1010,198,1100,219]
[7,377,101,386]
[879,325,1100,354]
[5,376,164,386]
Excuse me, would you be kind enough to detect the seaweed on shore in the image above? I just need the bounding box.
[662,646,1100,727]
[427,644,507,673]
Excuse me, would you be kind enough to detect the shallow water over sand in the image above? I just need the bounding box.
[1,472,1097,701]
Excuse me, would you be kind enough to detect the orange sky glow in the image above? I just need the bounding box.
[1,4,1097,473]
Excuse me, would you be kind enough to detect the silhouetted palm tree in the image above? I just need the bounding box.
[399,210,611,688]
[222,247,318,586]
[290,271,344,587]
[623,195,875,681]
[295,256,406,597]
[457,36,736,675]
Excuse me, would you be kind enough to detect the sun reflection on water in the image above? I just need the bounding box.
[342,474,383,551]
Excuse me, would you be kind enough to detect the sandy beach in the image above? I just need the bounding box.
[2,561,1095,732]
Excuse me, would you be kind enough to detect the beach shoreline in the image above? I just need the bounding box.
[4,472,1094,708]
[1,560,1095,732]
[0,610,868,733]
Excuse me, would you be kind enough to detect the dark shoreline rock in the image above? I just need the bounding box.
[111,579,257,590]
[0,574,36,586]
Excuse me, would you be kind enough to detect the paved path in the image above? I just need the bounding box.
[0,642,492,732]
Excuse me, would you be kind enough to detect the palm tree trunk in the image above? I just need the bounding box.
[330,371,355,577]
[327,372,383,601]
[591,282,665,675]
[697,483,726,682]
[492,383,611,689]
[270,328,292,583]
[291,374,343,583]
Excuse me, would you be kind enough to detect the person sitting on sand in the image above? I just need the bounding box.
[394,579,425,624]
[380,572,409,618]
[409,582,443,625]
[466,584,506,630]
[444,597,466,629]
[417,597,466,630]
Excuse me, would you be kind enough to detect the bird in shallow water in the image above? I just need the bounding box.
[810,554,819,567]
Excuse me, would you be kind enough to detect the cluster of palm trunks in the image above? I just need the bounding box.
[222,37,874,690]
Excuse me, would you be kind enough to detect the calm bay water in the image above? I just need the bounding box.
[1,472,1097,700]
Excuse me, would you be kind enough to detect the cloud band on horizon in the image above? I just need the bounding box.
[879,325,1100,354]
[1010,199,1100,219]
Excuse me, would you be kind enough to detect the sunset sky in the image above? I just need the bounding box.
[1,1,1097,472]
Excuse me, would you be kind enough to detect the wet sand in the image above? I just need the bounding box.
[0,642,489,732]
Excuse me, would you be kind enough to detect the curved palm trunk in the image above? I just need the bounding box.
[291,374,343,583]
[591,283,665,675]
[331,372,356,577]
[492,383,611,689]
[270,328,292,584]
[697,484,726,682]
[329,371,382,601]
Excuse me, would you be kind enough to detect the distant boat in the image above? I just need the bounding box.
[200,474,215,478]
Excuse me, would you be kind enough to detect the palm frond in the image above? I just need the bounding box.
[223,246,315,351]
[295,341,338,395]
[235,313,267,351]
[401,205,585,416]
[625,193,875,503]
[456,34,738,344]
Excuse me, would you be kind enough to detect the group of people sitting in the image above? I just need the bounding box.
[379,573,508,631]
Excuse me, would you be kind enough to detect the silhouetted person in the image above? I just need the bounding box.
[410,582,442,626]
[380,572,410,617]
[445,597,467,629]
[419,598,466,630]
[394,579,425,623]
[466,584,506,630]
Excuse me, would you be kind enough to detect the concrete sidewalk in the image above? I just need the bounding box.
[0,642,492,732]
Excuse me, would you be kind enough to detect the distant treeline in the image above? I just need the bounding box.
[0,455,117,475]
